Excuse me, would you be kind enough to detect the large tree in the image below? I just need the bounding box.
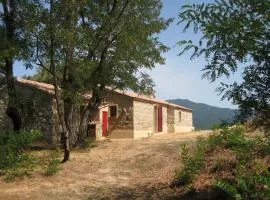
[0,0,25,131]
[24,0,170,162]
[178,0,270,132]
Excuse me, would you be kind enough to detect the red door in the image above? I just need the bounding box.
[102,111,108,136]
[157,106,163,132]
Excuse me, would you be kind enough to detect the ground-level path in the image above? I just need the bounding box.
[0,131,209,200]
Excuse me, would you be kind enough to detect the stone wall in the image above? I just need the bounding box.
[133,100,155,138]
[174,109,194,132]
[16,83,55,144]
[105,91,134,138]
[0,98,6,131]
[167,107,175,133]
[0,85,9,132]
[0,81,56,143]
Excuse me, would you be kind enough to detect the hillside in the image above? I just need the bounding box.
[168,99,236,130]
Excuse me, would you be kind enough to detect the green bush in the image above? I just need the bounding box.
[207,125,253,151]
[176,138,206,185]
[175,125,270,199]
[3,155,37,182]
[44,151,61,176]
[0,130,41,179]
[216,168,270,199]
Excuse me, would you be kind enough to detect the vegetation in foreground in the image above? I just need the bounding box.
[0,130,61,182]
[173,125,270,199]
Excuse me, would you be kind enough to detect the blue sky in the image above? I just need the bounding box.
[149,0,241,109]
[14,0,241,109]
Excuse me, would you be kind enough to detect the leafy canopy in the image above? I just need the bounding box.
[178,0,270,131]
[26,0,171,95]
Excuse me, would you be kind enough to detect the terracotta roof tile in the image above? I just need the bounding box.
[17,78,55,94]
[108,88,192,111]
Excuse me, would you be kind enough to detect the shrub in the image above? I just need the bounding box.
[216,167,270,199]
[0,130,41,180]
[175,138,206,185]
[3,155,37,182]
[174,125,270,199]
[44,151,61,176]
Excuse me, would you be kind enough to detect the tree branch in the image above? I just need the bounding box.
[88,0,130,58]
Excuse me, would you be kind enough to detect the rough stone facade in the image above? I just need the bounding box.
[0,81,57,144]
[133,101,170,138]
[0,98,5,131]
[0,86,9,132]
[105,91,134,138]
[133,100,155,138]
[0,78,194,143]
[174,108,194,132]
[167,107,175,133]
[16,83,55,143]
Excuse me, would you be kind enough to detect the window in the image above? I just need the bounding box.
[179,111,182,123]
[109,105,117,117]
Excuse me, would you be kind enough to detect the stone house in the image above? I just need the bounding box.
[0,78,194,144]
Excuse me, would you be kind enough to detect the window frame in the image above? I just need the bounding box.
[109,104,118,118]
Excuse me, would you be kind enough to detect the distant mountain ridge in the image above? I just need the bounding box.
[168,99,236,130]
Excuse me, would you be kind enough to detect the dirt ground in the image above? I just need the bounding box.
[0,131,210,200]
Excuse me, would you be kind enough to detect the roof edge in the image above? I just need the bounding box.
[16,78,192,112]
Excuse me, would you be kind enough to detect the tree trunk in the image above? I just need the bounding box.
[48,0,70,163]
[2,0,21,132]
[75,104,94,146]
[75,87,103,146]
[61,130,70,163]
[54,81,70,163]
[5,59,21,132]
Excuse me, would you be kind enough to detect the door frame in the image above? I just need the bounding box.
[157,106,163,132]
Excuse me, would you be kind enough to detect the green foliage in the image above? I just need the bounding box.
[178,0,270,131]
[25,0,171,95]
[44,151,61,176]
[216,164,270,199]
[0,130,41,171]
[215,180,241,200]
[254,136,270,156]
[176,139,206,185]
[209,125,252,150]
[3,155,37,182]
[0,130,41,181]
[175,125,270,199]
[21,0,172,151]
